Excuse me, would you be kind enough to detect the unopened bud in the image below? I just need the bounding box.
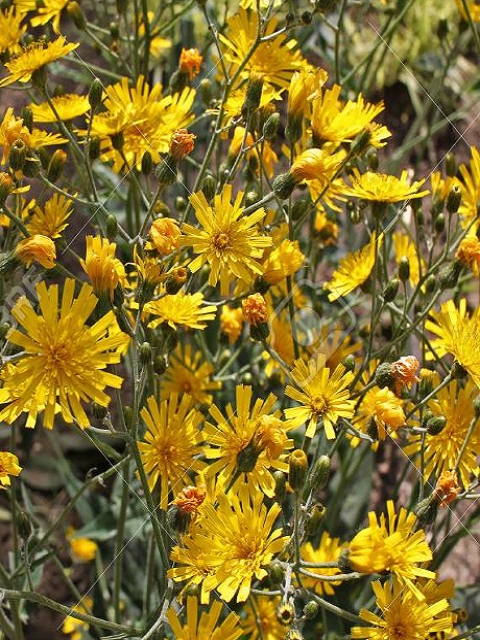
[273,470,287,503]
[303,503,326,537]
[439,260,462,289]
[309,455,331,491]
[202,174,216,202]
[141,150,153,175]
[273,172,296,199]
[155,157,177,185]
[383,278,399,302]
[139,342,152,366]
[18,511,32,541]
[303,601,320,620]
[446,185,461,214]
[88,78,103,111]
[106,214,118,240]
[67,1,86,29]
[268,559,285,584]
[167,504,191,533]
[434,213,445,234]
[451,360,467,379]
[374,362,395,389]
[46,149,67,182]
[427,415,447,435]
[398,256,410,282]
[415,497,438,525]
[242,73,264,116]
[291,199,310,221]
[20,107,33,132]
[153,355,168,376]
[199,78,212,106]
[165,267,187,294]
[9,139,28,172]
[343,354,355,372]
[263,112,280,140]
[88,135,101,160]
[445,152,456,177]
[288,449,308,492]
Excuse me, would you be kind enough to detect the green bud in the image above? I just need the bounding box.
[67,1,86,30]
[382,278,399,302]
[244,191,260,208]
[291,199,311,221]
[236,441,261,474]
[18,511,32,541]
[88,78,103,111]
[250,322,270,341]
[365,147,378,171]
[153,354,168,376]
[439,260,462,289]
[175,196,187,212]
[434,213,445,234]
[273,172,296,199]
[141,150,153,175]
[303,503,326,537]
[288,449,308,492]
[9,139,28,172]
[92,402,108,421]
[263,112,280,140]
[20,107,33,132]
[285,114,303,145]
[139,342,152,366]
[88,135,101,160]
[110,131,124,151]
[350,128,372,156]
[199,78,212,106]
[309,455,331,491]
[155,156,178,185]
[202,174,216,202]
[109,21,120,40]
[303,601,320,620]
[242,73,264,116]
[446,185,461,214]
[46,149,67,182]
[374,362,395,389]
[301,10,312,24]
[426,415,447,435]
[473,395,480,419]
[398,256,410,282]
[425,274,437,294]
[451,360,467,379]
[445,152,456,177]
[343,354,355,372]
[268,559,285,584]
[415,497,438,525]
[273,470,287,503]
[167,504,191,534]
[254,276,270,295]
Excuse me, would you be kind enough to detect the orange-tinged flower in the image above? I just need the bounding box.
[390,355,420,394]
[169,128,196,160]
[457,234,480,271]
[179,48,202,79]
[146,217,181,255]
[80,236,126,300]
[16,234,56,269]
[433,470,460,507]
[171,485,206,514]
[242,293,268,326]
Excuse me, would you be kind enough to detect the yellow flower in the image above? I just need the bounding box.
[351,578,452,640]
[456,0,480,21]
[311,84,391,147]
[0,107,66,164]
[353,386,405,443]
[0,7,26,56]
[458,146,480,226]
[167,597,242,640]
[169,484,289,603]
[264,315,295,380]
[80,236,126,300]
[241,595,285,640]
[61,596,93,640]
[138,393,205,510]
[29,94,90,123]
[14,0,71,31]
[300,532,343,596]
[218,8,304,91]
[161,344,221,406]
[0,279,126,429]
[456,234,480,272]
[67,527,98,562]
[15,234,56,269]
[285,353,355,439]
[182,185,271,295]
[291,147,346,184]
[314,209,338,245]
[88,76,195,172]
[287,66,328,117]
[404,379,479,489]
[228,126,278,178]
[204,385,293,498]
[26,193,72,238]
[348,500,435,599]
[220,306,243,343]
[426,299,480,387]
[145,217,181,255]
[0,36,79,87]
[0,451,22,487]
[343,169,429,202]
[324,232,383,302]
[145,291,216,330]
[262,239,304,285]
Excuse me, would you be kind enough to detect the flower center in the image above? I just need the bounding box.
[212,231,231,251]
[311,394,327,415]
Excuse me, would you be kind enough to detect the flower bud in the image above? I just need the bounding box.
[92,402,108,421]
[291,199,310,221]
[288,449,308,493]
[18,511,32,541]
[451,360,467,380]
[426,415,446,435]
[0,172,14,204]
[139,342,152,366]
[242,73,264,116]
[263,112,280,140]
[273,470,287,503]
[415,497,438,525]
[199,78,212,106]
[303,502,326,537]
[365,147,378,171]
[46,149,67,182]
[167,504,191,534]
[88,78,103,111]
[343,354,356,372]
[67,1,86,29]
[303,601,320,620]
[439,260,462,289]
[236,441,261,474]
[434,213,445,234]
[141,150,153,175]
[473,395,480,419]
[309,455,331,491]
[155,157,177,185]
[20,106,33,132]
[165,267,187,294]
[382,278,399,302]
[88,135,101,160]
[374,362,395,389]
[110,131,124,151]
[9,139,28,172]
[202,174,216,202]
[445,152,456,177]
[425,274,436,294]
[153,354,168,376]
[273,172,296,199]
[446,185,461,214]
[106,214,118,240]
[268,559,285,584]
[398,256,410,283]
